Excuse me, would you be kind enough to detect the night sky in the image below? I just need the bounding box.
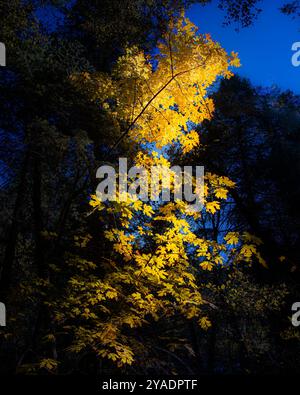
[187,0,300,93]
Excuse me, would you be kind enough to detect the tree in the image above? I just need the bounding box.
[39,14,273,372]
[184,76,300,373]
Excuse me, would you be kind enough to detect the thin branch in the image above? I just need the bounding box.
[168,32,174,78]
[109,57,210,153]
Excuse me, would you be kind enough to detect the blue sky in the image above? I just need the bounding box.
[187,0,300,93]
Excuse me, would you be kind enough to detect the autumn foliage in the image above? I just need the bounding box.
[46,15,269,368]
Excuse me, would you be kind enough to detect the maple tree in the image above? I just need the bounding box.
[45,14,270,368]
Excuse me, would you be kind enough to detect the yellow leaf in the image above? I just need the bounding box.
[200,261,214,271]
[198,317,212,330]
[206,201,220,214]
[224,232,239,245]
